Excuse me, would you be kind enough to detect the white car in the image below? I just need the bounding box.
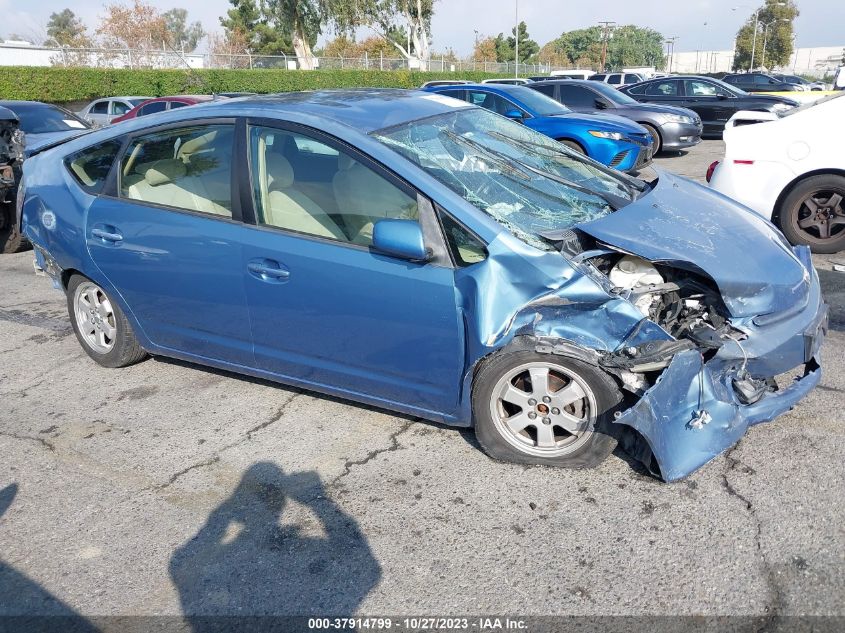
[77,97,152,127]
[707,91,845,253]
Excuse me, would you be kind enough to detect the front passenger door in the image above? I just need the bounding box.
[240,123,465,415]
[683,79,733,134]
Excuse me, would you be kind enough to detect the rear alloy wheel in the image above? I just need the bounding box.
[473,347,623,469]
[67,274,147,368]
[640,123,662,154]
[778,175,845,253]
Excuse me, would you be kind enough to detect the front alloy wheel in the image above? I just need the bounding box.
[472,346,623,469]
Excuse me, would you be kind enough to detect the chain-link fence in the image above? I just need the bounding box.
[0,43,557,75]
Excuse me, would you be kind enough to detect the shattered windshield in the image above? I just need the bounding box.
[373,108,639,250]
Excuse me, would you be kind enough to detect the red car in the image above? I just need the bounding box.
[111,95,223,123]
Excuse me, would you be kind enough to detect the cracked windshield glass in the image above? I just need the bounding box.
[374,108,639,250]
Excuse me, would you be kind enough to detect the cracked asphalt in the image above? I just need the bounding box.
[0,141,843,623]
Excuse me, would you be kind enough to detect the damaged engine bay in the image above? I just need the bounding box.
[0,106,25,253]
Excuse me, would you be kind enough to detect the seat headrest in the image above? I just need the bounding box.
[140,159,187,186]
[177,130,218,160]
[266,153,294,189]
[337,153,356,171]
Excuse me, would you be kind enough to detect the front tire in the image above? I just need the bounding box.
[66,274,147,368]
[558,139,586,155]
[777,174,845,253]
[472,346,623,469]
[640,123,662,154]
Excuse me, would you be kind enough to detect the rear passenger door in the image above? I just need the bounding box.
[85,119,254,365]
[556,84,600,113]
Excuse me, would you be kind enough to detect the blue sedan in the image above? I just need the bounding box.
[424,83,654,172]
[20,90,825,481]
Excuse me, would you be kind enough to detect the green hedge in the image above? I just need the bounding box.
[0,66,508,103]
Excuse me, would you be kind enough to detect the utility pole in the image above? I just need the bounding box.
[665,36,678,72]
[598,21,615,71]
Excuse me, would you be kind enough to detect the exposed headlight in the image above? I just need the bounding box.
[771,103,793,112]
[663,113,694,124]
[588,130,625,141]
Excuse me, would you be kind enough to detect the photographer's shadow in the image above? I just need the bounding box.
[169,462,381,629]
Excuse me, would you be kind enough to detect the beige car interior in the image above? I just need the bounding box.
[121,126,233,217]
[253,129,419,246]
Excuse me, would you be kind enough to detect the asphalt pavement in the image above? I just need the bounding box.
[0,140,843,627]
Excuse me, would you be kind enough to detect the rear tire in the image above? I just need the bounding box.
[472,344,623,469]
[640,123,662,155]
[66,274,147,368]
[776,174,845,254]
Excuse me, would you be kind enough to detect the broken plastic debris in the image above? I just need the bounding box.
[687,410,712,430]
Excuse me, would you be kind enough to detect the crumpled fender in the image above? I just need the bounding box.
[613,349,822,482]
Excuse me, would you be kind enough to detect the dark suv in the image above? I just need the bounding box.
[722,73,804,93]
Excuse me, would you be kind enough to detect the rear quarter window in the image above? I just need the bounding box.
[65,139,123,193]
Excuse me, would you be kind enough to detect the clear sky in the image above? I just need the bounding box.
[5,0,844,53]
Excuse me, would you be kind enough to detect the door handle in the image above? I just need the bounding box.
[247,260,290,281]
[91,227,123,243]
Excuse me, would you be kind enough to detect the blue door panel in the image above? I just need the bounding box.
[86,198,253,365]
[242,228,464,415]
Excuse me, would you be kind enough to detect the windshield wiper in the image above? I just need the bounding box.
[449,130,628,211]
[487,130,647,197]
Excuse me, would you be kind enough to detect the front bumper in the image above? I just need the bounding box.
[613,246,827,481]
[660,121,703,151]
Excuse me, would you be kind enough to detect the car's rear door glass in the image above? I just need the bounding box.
[65,139,123,193]
[119,124,234,217]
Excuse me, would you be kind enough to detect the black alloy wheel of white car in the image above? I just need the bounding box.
[778,174,845,254]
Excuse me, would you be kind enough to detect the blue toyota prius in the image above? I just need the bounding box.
[423,83,654,173]
[19,89,826,481]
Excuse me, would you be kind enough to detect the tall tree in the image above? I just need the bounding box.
[220,0,291,56]
[265,0,322,69]
[506,21,538,64]
[97,1,168,54]
[732,0,799,70]
[46,9,88,47]
[539,25,664,70]
[471,36,497,63]
[163,8,205,52]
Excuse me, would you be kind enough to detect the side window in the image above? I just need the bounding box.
[607,74,622,85]
[138,101,167,117]
[645,80,679,96]
[169,101,188,109]
[119,124,234,217]
[91,101,109,115]
[684,80,725,96]
[723,75,738,84]
[558,85,595,108]
[439,89,467,102]
[625,83,646,95]
[439,211,486,267]
[753,75,770,85]
[624,74,641,84]
[589,74,606,82]
[111,101,131,116]
[249,125,419,247]
[467,91,522,116]
[532,84,556,98]
[65,139,123,193]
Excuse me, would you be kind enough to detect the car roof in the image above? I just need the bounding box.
[118,89,474,134]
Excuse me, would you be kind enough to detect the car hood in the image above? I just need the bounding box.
[576,170,809,318]
[23,130,91,156]
[548,112,646,134]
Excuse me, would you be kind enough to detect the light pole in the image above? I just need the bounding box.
[514,0,519,78]
[760,18,789,69]
[732,2,786,71]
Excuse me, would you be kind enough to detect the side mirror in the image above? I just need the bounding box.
[503,109,525,121]
[372,219,429,262]
[717,93,729,100]
[768,79,777,84]
[594,99,609,109]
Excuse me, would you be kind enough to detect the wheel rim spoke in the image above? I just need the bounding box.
[557,412,589,435]
[818,220,831,239]
[87,287,100,310]
[535,423,556,448]
[528,367,550,397]
[499,383,531,409]
[101,320,116,339]
[803,197,820,213]
[550,380,586,409]
[505,412,533,434]
[798,215,821,230]
[826,193,842,210]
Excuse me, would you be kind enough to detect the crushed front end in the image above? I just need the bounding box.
[580,243,826,481]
